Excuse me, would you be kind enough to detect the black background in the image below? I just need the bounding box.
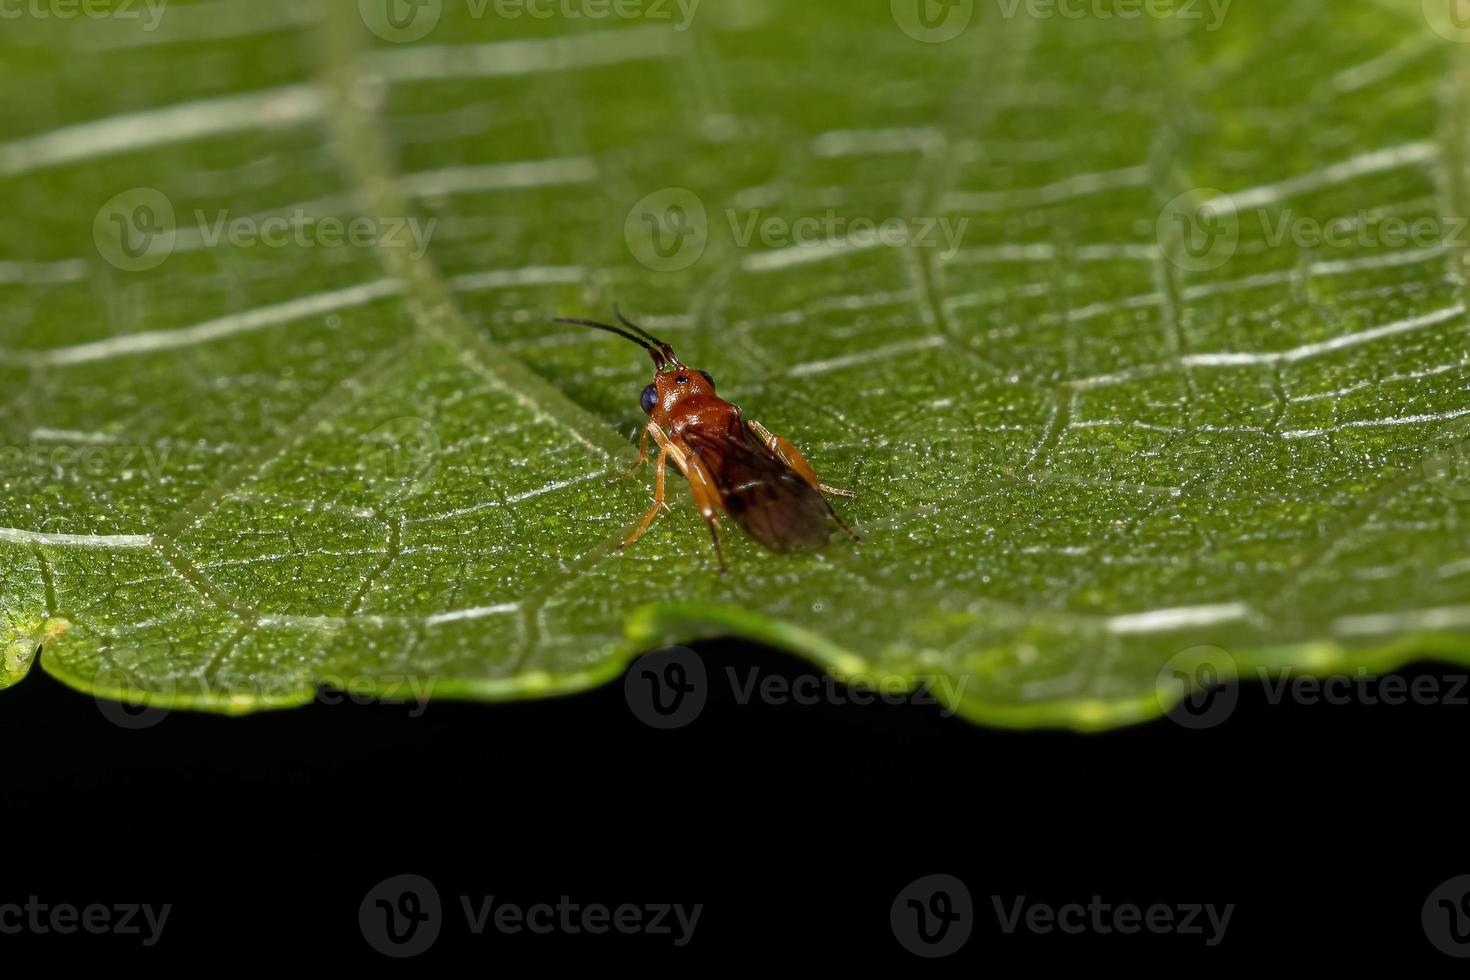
[2,637,1466,968]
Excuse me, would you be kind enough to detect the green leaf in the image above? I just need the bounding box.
[3,0,1470,729]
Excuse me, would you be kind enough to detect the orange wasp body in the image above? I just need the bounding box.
[554,311,859,571]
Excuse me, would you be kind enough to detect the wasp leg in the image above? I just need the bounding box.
[647,423,728,573]
[605,425,651,486]
[746,418,855,497]
[620,443,668,549]
[683,460,728,574]
[746,418,861,544]
[823,504,862,545]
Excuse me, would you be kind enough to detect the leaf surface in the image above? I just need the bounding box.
[2,0,1469,728]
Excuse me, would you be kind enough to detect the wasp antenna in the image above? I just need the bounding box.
[553,315,668,369]
[552,316,650,348]
[613,306,679,367]
[611,305,659,343]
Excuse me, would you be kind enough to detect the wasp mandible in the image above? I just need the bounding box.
[553,309,860,572]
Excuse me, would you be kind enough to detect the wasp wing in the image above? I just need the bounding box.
[680,423,834,553]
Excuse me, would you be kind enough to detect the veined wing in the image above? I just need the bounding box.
[680,423,834,553]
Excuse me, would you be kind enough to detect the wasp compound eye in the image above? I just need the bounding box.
[641,383,658,415]
[699,371,714,387]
